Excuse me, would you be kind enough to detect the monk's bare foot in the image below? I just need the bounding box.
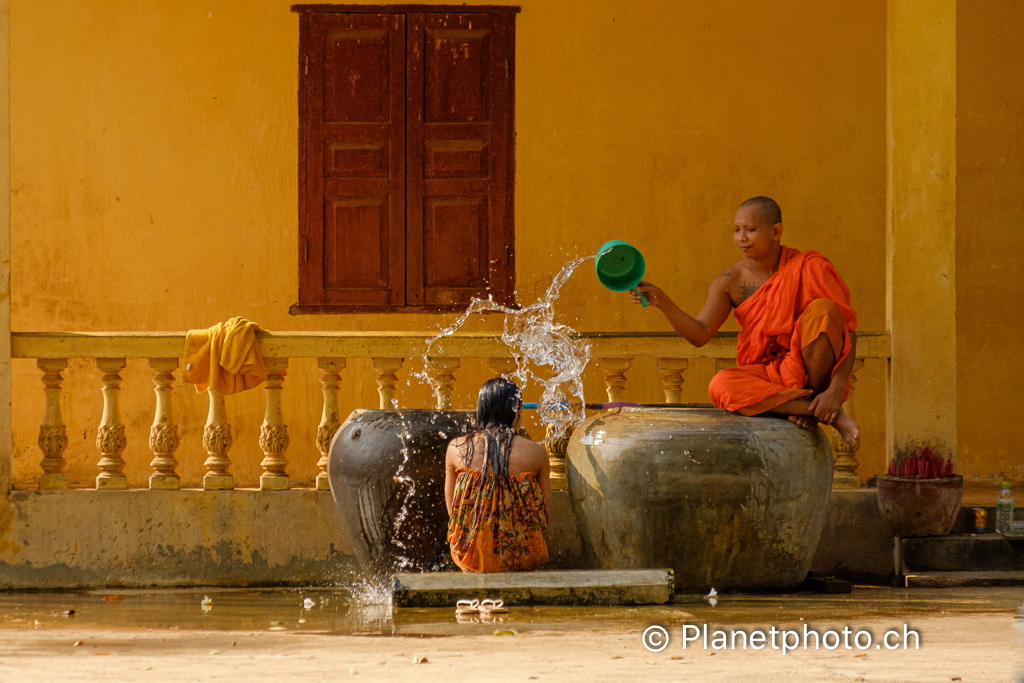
[787,415,818,431]
[833,409,861,449]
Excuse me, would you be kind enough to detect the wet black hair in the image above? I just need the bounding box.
[457,377,522,479]
[475,377,522,430]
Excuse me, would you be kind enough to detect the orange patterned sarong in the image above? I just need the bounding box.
[447,468,549,573]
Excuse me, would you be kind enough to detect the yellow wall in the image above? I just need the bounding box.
[885,0,958,466]
[956,0,1024,486]
[8,0,889,488]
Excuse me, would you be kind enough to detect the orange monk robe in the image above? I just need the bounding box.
[708,246,857,416]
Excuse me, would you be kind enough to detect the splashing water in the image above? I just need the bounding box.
[347,577,394,631]
[384,255,597,577]
[349,577,393,609]
[414,254,596,440]
[388,399,413,569]
[389,400,470,574]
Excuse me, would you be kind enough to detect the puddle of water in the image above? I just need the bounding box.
[671,585,1024,625]
[0,588,387,636]
[2,586,1021,638]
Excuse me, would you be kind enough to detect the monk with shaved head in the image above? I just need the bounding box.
[631,197,860,448]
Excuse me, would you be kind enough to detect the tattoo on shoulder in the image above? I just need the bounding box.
[719,269,732,278]
[740,282,759,302]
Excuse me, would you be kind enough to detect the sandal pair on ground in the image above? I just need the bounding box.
[455,598,508,623]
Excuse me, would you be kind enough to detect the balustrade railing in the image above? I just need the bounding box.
[13,330,890,492]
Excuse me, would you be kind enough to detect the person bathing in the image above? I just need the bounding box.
[445,378,552,572]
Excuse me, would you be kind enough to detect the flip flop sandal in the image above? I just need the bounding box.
[480,598,508,614]
[455,599,481,615]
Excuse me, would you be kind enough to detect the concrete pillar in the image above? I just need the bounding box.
[0,0,10,498]
[886,0,957,463]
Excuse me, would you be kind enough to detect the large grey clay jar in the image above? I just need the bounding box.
[328,409,475,577]
[567,405,833,592]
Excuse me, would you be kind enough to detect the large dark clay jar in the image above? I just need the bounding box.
[567,405,833,592]
[328,409,475,576]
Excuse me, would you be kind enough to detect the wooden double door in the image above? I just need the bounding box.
[298,8,517,311]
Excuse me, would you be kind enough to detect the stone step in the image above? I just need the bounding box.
[903,570,1024,588]
[901,533,1024,572]
[391,569,674,607]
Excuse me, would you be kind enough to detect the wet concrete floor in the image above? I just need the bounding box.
[2,586,1023,682]
[1,585,1021,638]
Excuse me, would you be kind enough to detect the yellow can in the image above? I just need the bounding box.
[973,507,988,533]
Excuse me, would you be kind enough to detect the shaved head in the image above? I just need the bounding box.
[739,196,782,226]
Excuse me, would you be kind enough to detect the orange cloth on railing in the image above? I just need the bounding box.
[183,317,267,394]
[708,247,857,415]
[447,467,549,573]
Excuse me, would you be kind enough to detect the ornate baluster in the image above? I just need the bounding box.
[598,358,632,403]
[373,357,404,409]
[829,359,864,489]
[544,423,568,491]
[428,357,460,409]
[489,357,515,378]
[202,389,233,490]
[316,358,346,491]
[259,357,290,491]
[37,358,69,490]
[95,358,128,490]
[148,358,180,490]
[658,358,689,403]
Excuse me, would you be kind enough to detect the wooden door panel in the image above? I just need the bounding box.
[407,12,511,307]
[302,12,405,307]
[321,176,393,304]
[325,139,390,178]
[424,27,490,123]
[324,197,388,288]
[423,197,489,291]
[323,28,391,123]
[423,139,489,179]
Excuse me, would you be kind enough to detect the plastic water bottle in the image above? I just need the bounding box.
[996,482,1013,535]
